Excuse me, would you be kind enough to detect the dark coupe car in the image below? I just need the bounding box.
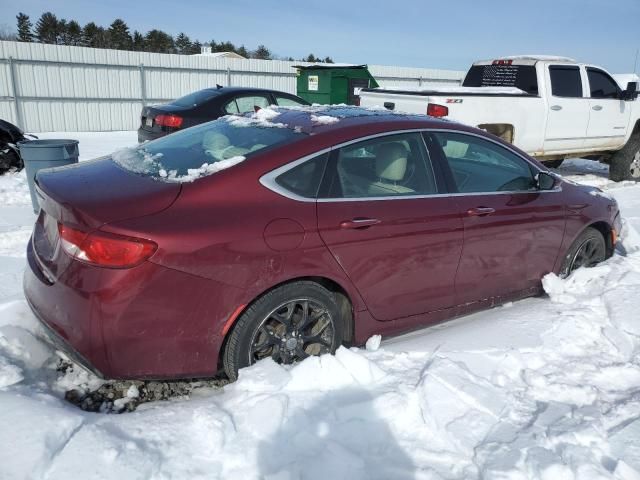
[137,86,310,142]
[25,107,621,380]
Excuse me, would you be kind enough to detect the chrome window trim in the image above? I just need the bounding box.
[259,128,560,203]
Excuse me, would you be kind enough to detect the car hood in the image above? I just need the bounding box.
[35,157,181,229]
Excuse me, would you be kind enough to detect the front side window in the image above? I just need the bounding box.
[225,95,271,114]
[431,132,536,193]
[326,133,438,198]
[587,68,620,99]
[549,66,583,98]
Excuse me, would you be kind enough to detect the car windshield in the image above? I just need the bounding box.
[113,114,306,182]
[171,89,220,107]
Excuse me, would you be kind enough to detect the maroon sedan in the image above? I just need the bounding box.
[24,107,621,380]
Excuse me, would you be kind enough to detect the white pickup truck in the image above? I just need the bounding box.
[359,56,640,180]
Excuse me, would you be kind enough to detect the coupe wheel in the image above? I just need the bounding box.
[223,281,344,380]
[559,227,607,277]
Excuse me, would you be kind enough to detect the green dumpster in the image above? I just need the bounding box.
[294,64,379,105]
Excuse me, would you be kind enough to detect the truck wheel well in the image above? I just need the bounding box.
[477,124,514,144]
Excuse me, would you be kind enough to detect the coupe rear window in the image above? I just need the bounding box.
[113,116,306,182]
[463,65,539,95]
[171,89,220,107]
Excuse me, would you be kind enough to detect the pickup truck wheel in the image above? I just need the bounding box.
[545,159,564,169]
[610,134,640,181]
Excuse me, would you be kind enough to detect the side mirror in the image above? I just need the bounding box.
[537,171,556,190]
[622,81,638,101]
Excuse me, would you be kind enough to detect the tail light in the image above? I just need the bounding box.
[155,114,183,128]
[427,103,449,117]
[58,224,157,268]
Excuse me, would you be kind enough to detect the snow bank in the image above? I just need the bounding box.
[1,132,640,479]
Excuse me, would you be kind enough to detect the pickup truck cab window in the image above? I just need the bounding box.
[549,66,583,98]
[586,68,621,99]
[325,133,438,198]
[431,132,536,193]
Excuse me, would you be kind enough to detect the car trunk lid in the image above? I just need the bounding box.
[31,158,180,281]
[140,104,188,133]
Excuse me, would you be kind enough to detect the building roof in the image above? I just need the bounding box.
[193,51,246,59]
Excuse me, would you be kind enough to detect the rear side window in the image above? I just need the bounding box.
[275,153,328,198]
[225,96,271,114]
[549,66,583,98]
[326,133,438,198]
[275,95,308,107]
[431,132,536,193]
[587,68,620,99]
[462,65,539,95]
[172,89,219,107]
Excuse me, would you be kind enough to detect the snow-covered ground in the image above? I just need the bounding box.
[1,133,640,479]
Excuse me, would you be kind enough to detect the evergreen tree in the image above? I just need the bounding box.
[323,56,334,64]
[305,54,317,63]
[83,22,109,48]
[144,29,174,53]
[16,13,33,42]
[216,41,235,53]
[185,40,202,55]
[58,19,69,44]
[175,32,191,54]
[108,19,132,50]
[132,30,145,51]
[236,45,249,58]
[35,12,60,44]
[65,20,82,46]
[252,44,271,60]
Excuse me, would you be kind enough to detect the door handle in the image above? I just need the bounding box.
[339,218,381,229]
[592,105,603,111]
[467,207,495,217]
[550,105,562,111]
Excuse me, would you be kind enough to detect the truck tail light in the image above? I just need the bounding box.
[58,224,157,268]
[155,114,183,128]
[427,103,449,118]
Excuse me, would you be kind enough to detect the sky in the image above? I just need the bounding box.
[1,0,639,73]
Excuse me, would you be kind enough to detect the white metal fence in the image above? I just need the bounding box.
[0,41,464,132]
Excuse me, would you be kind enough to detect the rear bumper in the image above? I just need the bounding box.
[24,240,246,380]
[26,292,106,378]
[137,128,167,143]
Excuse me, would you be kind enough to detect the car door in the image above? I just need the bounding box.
[543,65,590,152]
[584,67,631,149]
[427,131,566,306]
[316,132,464,321]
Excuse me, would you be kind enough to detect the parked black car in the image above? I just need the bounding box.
[137,86,310,142]
[0,119,36,173]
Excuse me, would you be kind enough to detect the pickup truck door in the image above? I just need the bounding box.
[543,65,590,153]
[584,67,631,149]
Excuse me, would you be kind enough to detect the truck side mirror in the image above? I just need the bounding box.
[622,81,638,101]
[536,172,556,190]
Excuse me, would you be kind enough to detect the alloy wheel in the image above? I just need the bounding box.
[249,298,336,365]
[568,237,606,273]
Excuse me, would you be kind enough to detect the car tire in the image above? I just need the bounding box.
[610,132,640,182]
[559,227,607,278]
[223,281,345,381]
[545,159,564,169]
